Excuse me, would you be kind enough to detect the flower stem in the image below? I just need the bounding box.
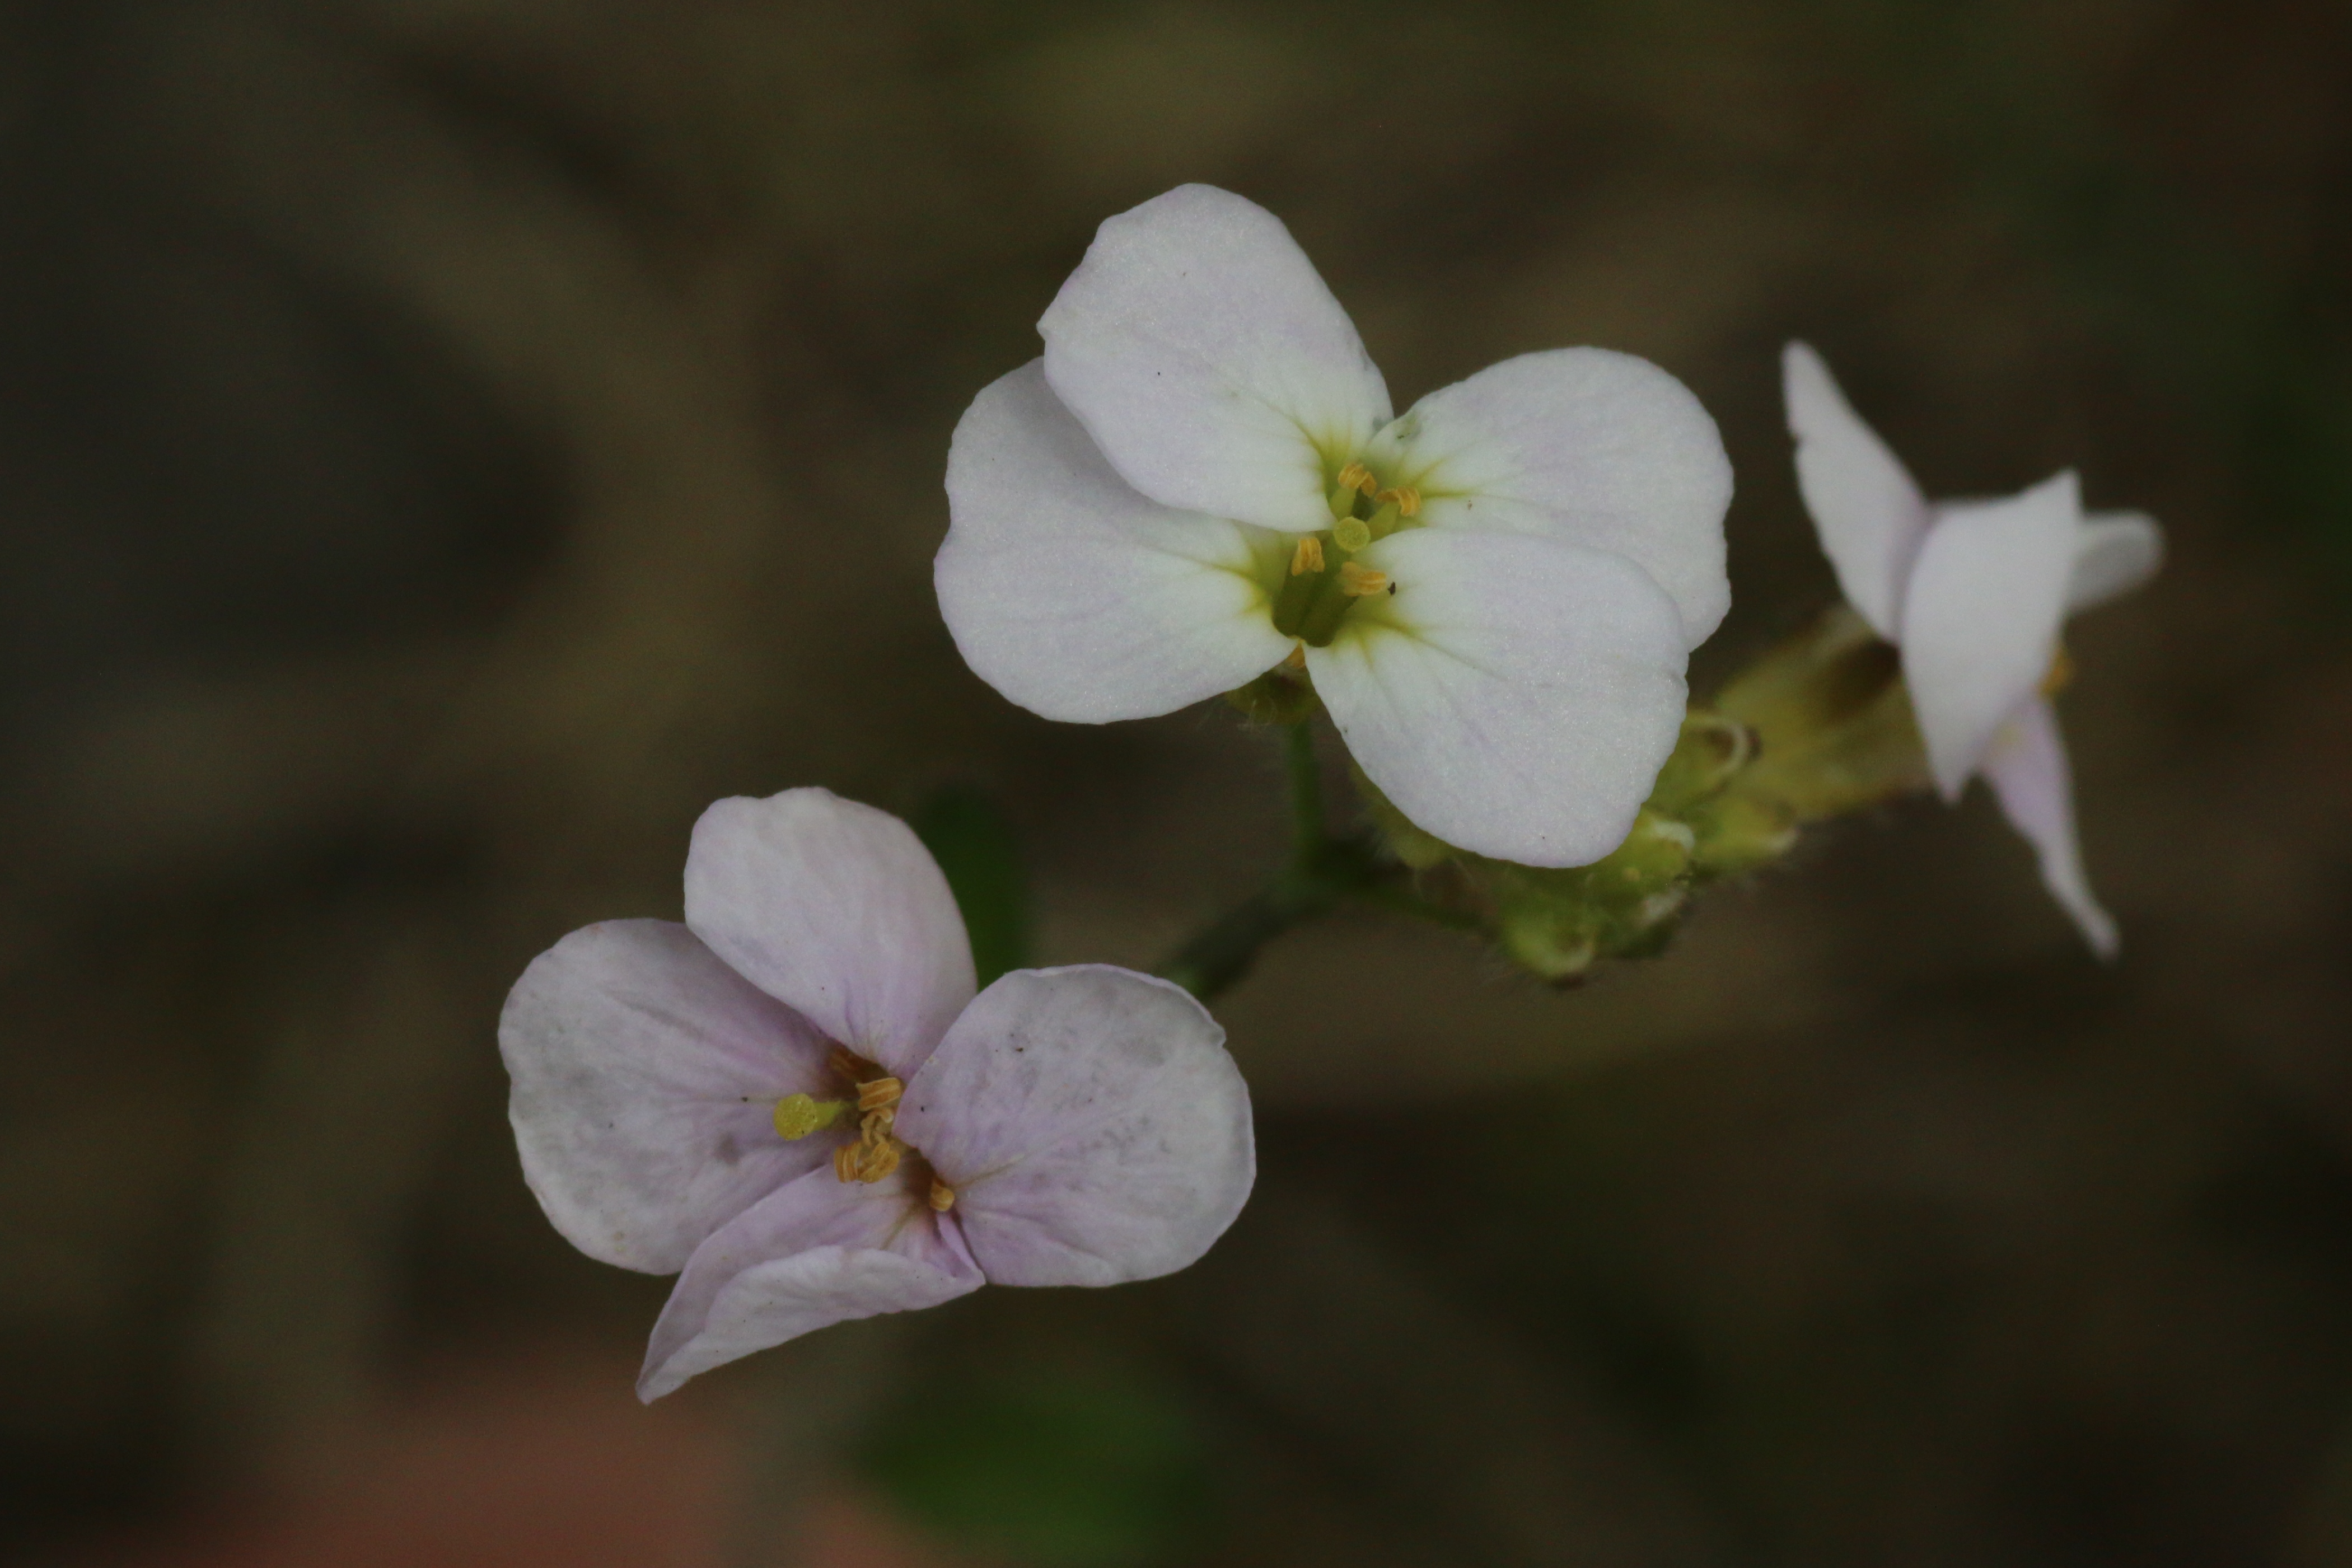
[1155,836,1383,1001]
[1284,718,1326,863]
[1159,719,1434,1001]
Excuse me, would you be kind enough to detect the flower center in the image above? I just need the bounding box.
[773,1048,955,1211]
[1268,460,1414,647]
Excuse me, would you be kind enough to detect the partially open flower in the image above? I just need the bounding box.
[1783,343,2163,956]
[499,788,1254,1400]
[938,184,1733,869]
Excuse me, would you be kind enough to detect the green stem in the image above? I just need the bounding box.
[1156,837,1383,1001]
[1157,718,1491,1001]
[1284,718,1325,860]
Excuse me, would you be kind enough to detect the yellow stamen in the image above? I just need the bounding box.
[855,1076,903,1113]
[855,1139,901,1182]
[1335,461,1376,495]
[1338,561,1389,597]
[1375,486,1421,517]
[833,1143,858,1182]
[1290,536,1325,576]
[2040,646,2076,698]
[929,1178,957,1213]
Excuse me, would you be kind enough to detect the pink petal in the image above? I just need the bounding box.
[1900,472,2080,799]
[1378,347,1733,648]
[683,788,975,1078]
[897,966,1254,1289]
[2068,509,2164,614]
[637,1166,982,1401]
[1306,527,1690,869]
[937,360,1294,723]
[1783,342,1932,640]
[499,920,837,1274]
[1980,695,2119,958]
[1039,184,1392,534]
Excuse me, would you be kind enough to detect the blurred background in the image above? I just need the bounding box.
[5,1,2351,1564]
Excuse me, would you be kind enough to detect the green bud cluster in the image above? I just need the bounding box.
[1351,606,1938,985]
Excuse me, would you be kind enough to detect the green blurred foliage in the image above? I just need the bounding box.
[915,785,1035,986]
[858,1364,1222,1567]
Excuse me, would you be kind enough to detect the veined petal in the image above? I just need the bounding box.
[939,362,1293,722]
[897,966,1252,1289]
[1368,348,1733,648]
[637,1167,981,1401]
[2068,509,2164,615]
[500,920,837,1274]
[1901,472,2081,799]
[1040,184,1391,533]
[1307,528,1690,868]
[1783,342,1932,640]
[1981,695,2119,958]
[684,789,975,1078]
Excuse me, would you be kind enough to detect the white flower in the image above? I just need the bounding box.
[937,184,1733,868]
[1783,343,2164,956]
[499,788,1254,1400]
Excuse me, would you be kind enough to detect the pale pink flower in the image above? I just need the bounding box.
[1784,343,2163,956]
[500,788,1254,1400]
[937,184,1733,868]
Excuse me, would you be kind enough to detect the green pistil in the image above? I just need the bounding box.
[773,1093,855,1140]
[1272,465,1414,646]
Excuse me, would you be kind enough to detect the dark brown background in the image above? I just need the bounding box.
[5,2,2351,1564]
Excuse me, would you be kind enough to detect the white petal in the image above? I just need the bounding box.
[1368,349,1733,648]
[1981,695,2119,958]
[637,1167,981,1401]
[683,789,975,1077]
[1306,528,1690,868]
[2068,509,2164,614]
[938,361,1293,722]
[1901,472,2082,798]
[1039,184,1391,533]
[896,966,1252,1289]
[1783,342,1932,640]
[499,920,837,1274]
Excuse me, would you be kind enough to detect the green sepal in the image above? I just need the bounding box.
[1711,606,1931,822]
[1223,666,1319,726]
[1485,809,1699,984]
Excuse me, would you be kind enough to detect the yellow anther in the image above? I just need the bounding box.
[832,1143,858,1182]
[855,1076,903,1113]
[1331,516,1371,553]
[929,1178,957,1213]
[2040,646,2076,698]
[1338,561,1389,597]
[1335,461,1376,494]
[1376,486,1421,517]
[1290,536,1325,576]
